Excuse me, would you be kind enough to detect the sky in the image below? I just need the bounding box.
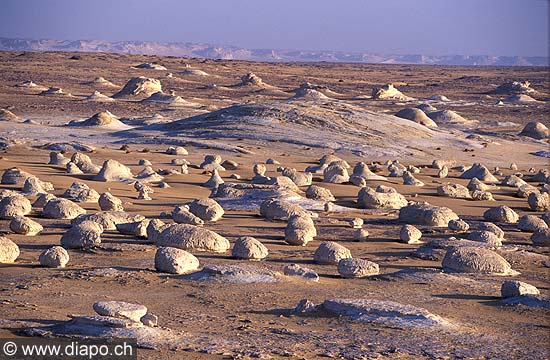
[0,0,548,57]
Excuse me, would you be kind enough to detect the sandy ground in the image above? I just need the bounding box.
[0,51,548,359]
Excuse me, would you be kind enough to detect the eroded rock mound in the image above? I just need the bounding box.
[9,216,43,235]
[156,224,230,253]
[0,237,19,263]
[519,122,549,140]
[337,258,379,278]
[188,198,224,222]
[313,241,352,264]
[0,195,32,219]
[442,246,516,275]
[488,81,536,95]
[395,108,437,127]
[460,163,498,183]
[357,186,407,209]
[95,160,134,182]
[399,202,459,227]
[483,205,519,223]
[155,247,200,274]
[372,84,414,101]
[60,220,103,249]
[43,198,86,219]
[231,237,268,260]
[0,108,20,121]
[112,77,162,98]
[39,246,69,268]
[285,215,316,246]
[62,182,100,202]
[260,199,309,221]
[427,110,471,125]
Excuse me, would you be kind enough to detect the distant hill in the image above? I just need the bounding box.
[0,37,547,66]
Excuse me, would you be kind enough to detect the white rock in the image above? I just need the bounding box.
[156,224,230,253]
[399,224,422,244]
[60,220,103,249]
[501,280,540,298]
[231,237,268,260]
[95,159,134,182]
[337,258,379,278]
[188,198,224,222]
[483,205,519,223]
[0,237,19,263]
[98,192,124,211]
[0,195,32,219]
[9,216,43,235]
[442,246,517,275]
[285,215,316,246]
[154,247,200,274]
[313,241,352,264]
[39,246,69,268]
[93,301,148,322]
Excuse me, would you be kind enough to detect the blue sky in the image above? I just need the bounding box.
[0,0,547,56]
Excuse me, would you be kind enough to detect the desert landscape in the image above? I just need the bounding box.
[0,49,548,360]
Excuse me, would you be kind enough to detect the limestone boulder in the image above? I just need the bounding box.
[442,246,516,275]
[285,215,317,246]
[305,185,335,202]
[399,202,459,227]
[437,183,471,199]
[93,301,148,322]
[62,182,100,202]
[0,237,19,263]
[43,198,86,219]
[231,237,268,260]
[156,224,230,253]
[0,195,32,219]
[39,246,69,268]
[313,241,352,264]
[518,215,548,232]
[154,247,200,274]
[1,167,33,185]
[172,205,204,226]
[337,258,379,278]
[9,216,43,235]
[528,192,550,212]
[260,199,309,221]
[72,212,145,231]
[531,227,550,246]
[459,164,498,183]
[357,186,407,209]
[483,205,519,223]
[188,198,224,222]
[501,280,540,298]
[60,220,103,249]
[98,192,124,211]
[399,224,422,244]
[95,159,134,182]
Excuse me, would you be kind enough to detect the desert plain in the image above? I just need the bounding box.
[0,51,548,359]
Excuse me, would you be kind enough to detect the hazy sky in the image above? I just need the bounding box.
[0,0,548,56]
